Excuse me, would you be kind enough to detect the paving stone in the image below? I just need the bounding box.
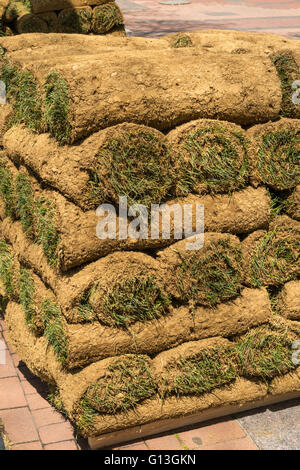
[0,351,17,378]
[39,422,75,445]
[1,407,39,444]
[114,440,149,450]
[21,378,49,396]
[0,377,27,409]
[199,437,258,450]
[32,408,66,428]
[178,418,246,449]
[13,441,43,450]
[26,393,51,411]
[44,440,78,450]
[145,434,184,450]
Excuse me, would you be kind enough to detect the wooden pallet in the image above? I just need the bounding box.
[88,390,300,450]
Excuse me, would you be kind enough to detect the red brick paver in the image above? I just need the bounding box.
[13,441,43,450]
[0,377,27,409]
[26,393,53,412]
[39,422,75,445]
[44,440,80,450]
[178,418,246,449]
[145,433,185,450]
[0,407,39,444]
[32,408,66,428]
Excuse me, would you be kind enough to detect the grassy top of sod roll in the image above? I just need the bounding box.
[171,123,249,196]
[236,324,296,380]
[92,4,123,34]
[0,63,42,131]
[175,238,243,308]
[160,344,239,398]
[83,355,156,415]
[78,275,171,327]
[249,222,300,287]
[91,129,173,209]
[43,71,71,145]
[257,130,300,191]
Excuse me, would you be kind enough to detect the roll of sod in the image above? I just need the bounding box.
[153,338,240,399]
[0,49,281,144]
[248,118,300,191]
[36,12,58,33]
[15,14,49,34]
[236,322,297,380]
[72,253,170,328]
[83,355,155,415]
[158,233,243,308]
[243,216,300,288]
[30,0,109,14]
[0,65,42,131]
[58,7,92,34]
[4,1,31,24]
[0,32,169,64]
[92,3,123,34]
[168,119,249,196]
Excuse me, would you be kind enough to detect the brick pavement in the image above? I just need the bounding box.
[117,0,300,39]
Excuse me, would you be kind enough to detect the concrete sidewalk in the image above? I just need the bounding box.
[117,0,300,39]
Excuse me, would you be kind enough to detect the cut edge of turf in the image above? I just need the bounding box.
[41,299,68,363]
[43,71,71,145]
[160,344,240,399]
[34,197,60,267]
[271,51,300,118]
[174,126,249,197]
[175,238,243,308]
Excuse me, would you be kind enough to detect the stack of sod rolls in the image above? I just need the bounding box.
[0,0,125,36]
[0,31,299,445]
